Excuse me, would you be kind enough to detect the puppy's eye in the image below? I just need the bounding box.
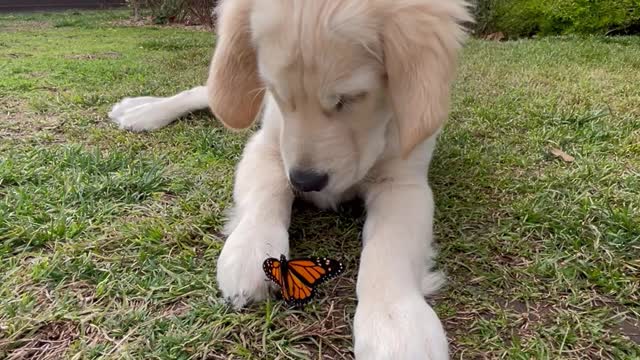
[334,92,367,112]
[335,96,347,112]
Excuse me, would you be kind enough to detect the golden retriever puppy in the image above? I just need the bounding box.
[109,0,472,358]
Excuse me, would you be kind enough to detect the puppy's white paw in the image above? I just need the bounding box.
[109,96,162,117]
[216,224,288,309]
[107,96,170,132]
[354,295,449,360]
[421,270,446,296]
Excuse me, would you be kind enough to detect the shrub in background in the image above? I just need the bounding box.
[126,0,217,28]
[128,0,640,37]
[471,0,500,35]
[183,0,217,28]
[472,0,640,37]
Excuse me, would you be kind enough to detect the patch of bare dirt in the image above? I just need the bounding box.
[2,53,34,59]
[61,280,98,307]
[616,316,640,344]
[495,298,555,323]
[590,297,640,345]
[64,52,121,60]
[109,17,211,32]
[160,300,191,317]
[0,21,51,33]
[273,296,355,360]
[0,101,67,143]
[5,321,79,360]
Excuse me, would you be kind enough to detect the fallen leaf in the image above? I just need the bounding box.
[550,148,575,162]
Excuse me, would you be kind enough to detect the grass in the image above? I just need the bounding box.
[1,9,639,360]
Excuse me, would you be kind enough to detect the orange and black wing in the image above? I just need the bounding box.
[282,267,316,306]
[286,257,345,287]
[279,257,345,306]
[264,256,345,307]
[262,257,284,288]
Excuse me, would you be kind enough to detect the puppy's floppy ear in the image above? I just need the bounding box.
[207,0,262,130]
[381,0,472,157]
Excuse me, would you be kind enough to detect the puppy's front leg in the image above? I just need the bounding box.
[354,179,448,360]
[216,130,294,309]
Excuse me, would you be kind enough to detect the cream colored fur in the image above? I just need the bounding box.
[109,0,472,358]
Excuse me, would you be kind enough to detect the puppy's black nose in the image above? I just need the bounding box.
[289,169,329,192]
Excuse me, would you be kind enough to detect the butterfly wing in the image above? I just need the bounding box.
[264,256,345,307]
[262,257,284,287]
[282,267,317,306]
[279,257,345,306]
[287,257,345,287]
[263,257,299,304]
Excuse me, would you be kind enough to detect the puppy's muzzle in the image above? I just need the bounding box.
[289,169,329,192]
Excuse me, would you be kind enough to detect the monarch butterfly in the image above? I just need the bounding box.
[262,254,345,307]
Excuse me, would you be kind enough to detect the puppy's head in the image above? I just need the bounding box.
[208,0,471,194]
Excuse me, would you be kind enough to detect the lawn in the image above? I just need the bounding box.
[1,9,639,360]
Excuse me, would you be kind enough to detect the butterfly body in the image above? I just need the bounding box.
[263,254,345,307]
